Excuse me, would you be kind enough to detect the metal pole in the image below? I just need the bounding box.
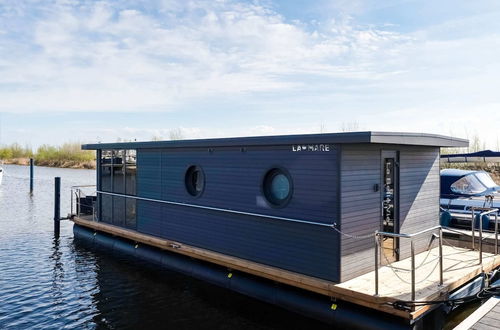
[495,213,498,255]
[479,212,483,265]
[439,228,443,286]
[70,188,73,216]
[471,207,475,250]
[411,240,416,301]
[29,158,34,193]
[54,177,61,238]
[375,234,379,296]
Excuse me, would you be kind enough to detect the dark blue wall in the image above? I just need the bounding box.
[135,145,340,281]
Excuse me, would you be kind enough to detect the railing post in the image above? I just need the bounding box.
[77,189,80,217]
[439,228,443,286]
[495,212,498,255]
[54,177,61,238]
[374,234,379,296]
[70,188,73,216]
[471,207,475,250]
[479,211,483,265]
[411,240,416,301]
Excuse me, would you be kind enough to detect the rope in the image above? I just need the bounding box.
[392,273,493,310]
[442,237,469,251]
[331,226,374,239]
[380,248,440,285]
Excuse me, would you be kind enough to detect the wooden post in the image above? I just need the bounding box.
[54,177,61,238]
[30,158,34,193]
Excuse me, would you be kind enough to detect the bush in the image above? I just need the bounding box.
[35,143,95,163]
[0,143,32,159]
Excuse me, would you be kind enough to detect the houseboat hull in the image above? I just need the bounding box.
[73,223,418,329]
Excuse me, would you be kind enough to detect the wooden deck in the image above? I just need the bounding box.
[72,216,500,321]
[454,297,500,330]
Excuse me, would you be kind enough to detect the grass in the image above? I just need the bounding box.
[0,142,96,169]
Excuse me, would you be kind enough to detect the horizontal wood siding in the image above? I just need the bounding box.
[340,145,381,282]
[398,147,440,259]
[136,145,340,282]
[340,145,440,282]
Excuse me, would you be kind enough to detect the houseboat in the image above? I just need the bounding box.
[72,131,500,329]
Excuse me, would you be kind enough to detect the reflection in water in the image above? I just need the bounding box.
[50,238,64,308]
[0,164,329,329]
[76,241,329,330]
[0,164,482,329]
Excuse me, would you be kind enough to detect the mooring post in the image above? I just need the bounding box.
[54,177,61,238]
[29,158,34,193]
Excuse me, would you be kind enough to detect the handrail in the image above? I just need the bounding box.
[375,207,500,301]
[71,185,97,221]
[471,207,499,263]
[95,190,336,228]
[374,226,443,301]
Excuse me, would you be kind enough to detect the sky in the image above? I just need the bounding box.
[1,0,500,148]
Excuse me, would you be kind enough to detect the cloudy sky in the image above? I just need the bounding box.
[1,0,500,147]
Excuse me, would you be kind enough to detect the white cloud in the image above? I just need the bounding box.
[0,0,411,113]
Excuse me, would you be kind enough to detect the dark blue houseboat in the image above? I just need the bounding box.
[72,131,500,329]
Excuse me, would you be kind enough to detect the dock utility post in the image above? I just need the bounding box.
[54,177,61,238]
[29,158,34,193]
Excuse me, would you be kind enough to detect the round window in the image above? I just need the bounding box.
[185,165,205,197]
[263,168,293,207]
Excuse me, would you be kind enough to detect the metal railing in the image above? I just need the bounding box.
[374,207,500,301]
[71,185,97,220]
[374,226,443,301]
[95,190,337,228]
[470,207,499,260]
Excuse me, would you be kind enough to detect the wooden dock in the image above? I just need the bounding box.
[73,216,500,321]
[454,297,500,329]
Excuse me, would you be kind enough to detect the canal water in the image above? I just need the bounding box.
[0,164,480,329]
[0,164,330,329]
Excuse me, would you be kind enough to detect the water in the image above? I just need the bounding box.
[0,165,331,329]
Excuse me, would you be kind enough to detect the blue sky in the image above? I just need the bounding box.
[1,0,500,148]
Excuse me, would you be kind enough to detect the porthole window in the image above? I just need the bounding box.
[263,168,293,207]
[185,165,205,197]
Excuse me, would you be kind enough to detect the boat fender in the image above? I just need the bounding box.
[440,211,452,227]
[474,214,490,229]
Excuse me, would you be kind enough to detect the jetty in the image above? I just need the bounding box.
[454,297,500,329]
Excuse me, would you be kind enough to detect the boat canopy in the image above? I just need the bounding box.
[441,150,500,163]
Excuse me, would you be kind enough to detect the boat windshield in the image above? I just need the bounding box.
[475,172,498,189]
[451,174,487,194]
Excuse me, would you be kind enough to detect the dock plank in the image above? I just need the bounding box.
[454,297,500,330]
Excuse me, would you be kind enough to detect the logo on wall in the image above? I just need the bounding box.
[292,144,331,152]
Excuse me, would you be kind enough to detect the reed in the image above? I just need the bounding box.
[0,142,96,169]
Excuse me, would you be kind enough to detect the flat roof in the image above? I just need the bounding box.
[82,131,469,150]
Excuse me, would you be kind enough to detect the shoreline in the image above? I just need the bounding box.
[2,158,96,170]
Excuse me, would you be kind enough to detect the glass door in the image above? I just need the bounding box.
[381,151,399,264]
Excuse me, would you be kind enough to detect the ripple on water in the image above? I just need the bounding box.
[0,165,333,330]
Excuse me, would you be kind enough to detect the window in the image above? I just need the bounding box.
[263,168,293,207]
[101,150,113,192]
[475,172,497,189]
[185,165,205,197]
[113,150,125,194]
[125,150,137,196]
[451,174,487,195]
[98,149,137,229]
